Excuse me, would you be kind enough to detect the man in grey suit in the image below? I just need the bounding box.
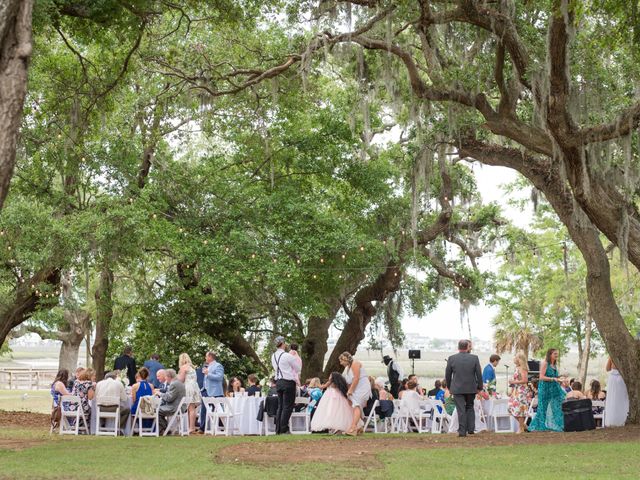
[158,369,186,434]
[445,339,483,437]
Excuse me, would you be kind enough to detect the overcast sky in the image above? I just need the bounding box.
[402,163,525,341]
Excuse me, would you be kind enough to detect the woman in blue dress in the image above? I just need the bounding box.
[131,367,154,429]
[529,348,566,432]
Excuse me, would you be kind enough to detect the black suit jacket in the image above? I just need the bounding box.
[445,352,483,395]
[114,354,137,386]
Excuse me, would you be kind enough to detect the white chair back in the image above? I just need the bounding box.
[289,397,311,434]
[60,395,89,436]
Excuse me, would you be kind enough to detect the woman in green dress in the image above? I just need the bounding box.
[529,348,566,432]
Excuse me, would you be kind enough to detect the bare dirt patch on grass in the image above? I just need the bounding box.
[0,410,50,429]
[218,426,640,466]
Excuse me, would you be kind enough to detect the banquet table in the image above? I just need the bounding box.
[227,395,264,435]
[447,399,488,434]
[482,398,519,432]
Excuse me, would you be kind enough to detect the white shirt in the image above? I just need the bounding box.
[95,377,128,406]
[271,348,300,382]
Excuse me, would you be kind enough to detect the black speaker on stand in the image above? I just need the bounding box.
[408,350,421,375]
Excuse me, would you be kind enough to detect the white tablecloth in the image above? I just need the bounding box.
[482,398,519,432]
[447,399,488,433]
[228,396,263,435]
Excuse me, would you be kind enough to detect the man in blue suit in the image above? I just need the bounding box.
[143,353,164,388]
[482,354,501,384]
[198,351,224,432]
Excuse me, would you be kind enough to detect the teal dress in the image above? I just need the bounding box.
[529,364,565,432]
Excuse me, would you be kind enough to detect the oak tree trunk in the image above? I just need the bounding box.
[92,266,113,380]
[0,0,33,211]
[300,298,342,380]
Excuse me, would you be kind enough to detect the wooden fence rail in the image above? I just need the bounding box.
[0,368,58,390]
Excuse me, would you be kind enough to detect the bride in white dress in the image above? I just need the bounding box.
[604,357,629,427]
[339,352,372,436]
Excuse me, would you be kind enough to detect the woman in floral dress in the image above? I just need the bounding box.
[71,368,95,429]
[508,352,532,433]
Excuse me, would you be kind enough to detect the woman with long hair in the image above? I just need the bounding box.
[50,369,70,431]
[178,353,202,433]
[528,348,566,432]
[587,379,605,401]
[225,376,245,397]
[310,372,353,433]
[508,352,532,433]
[339,351,372,436]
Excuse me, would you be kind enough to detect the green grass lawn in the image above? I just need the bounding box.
[0,390,52,414]
[0,427,638,480]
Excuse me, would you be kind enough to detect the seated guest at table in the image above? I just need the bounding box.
[246,374,261,396]
[67,367,85,391]
[156,369,168,393]
[310,372,353,434]
[482,354,501,384]
[564,381,586,400]
[587,379,606,400]
[427,380,443,399]
[374,377,394,400]
[178,353,202,434]
[407,374,425,396]
[131,367,154,417]
[71,368,95,428]
[561,377,573,393]
[441,380,450,399]
[157,369,186,434]
[399,381,422,426]
[398,378,408,395]
[143,353,164,389]
[50,369,71,430]
[95,371,130,433]
[307,377,323,413]
[225,377,245,397]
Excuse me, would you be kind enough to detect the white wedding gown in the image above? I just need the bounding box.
[604,369,629,427]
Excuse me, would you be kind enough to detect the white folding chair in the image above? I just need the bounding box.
[205,397,240,436]
[592,400,605,428]
[289,397,311,434]
[262,414,277,436]
[131,396,160,437]
[396,399,420,433]
[163,397,188,436]
[488,399,514,433]
[363,400,380,433]
[389,399,402,432]
[59,395,89,435]
[95,396,120,436]
[202,397,217,435]
[526,397,538,426]
[418,399,445,433]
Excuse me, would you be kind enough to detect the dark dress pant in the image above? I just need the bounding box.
[275,379,296,434]
[454,393,476,436]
